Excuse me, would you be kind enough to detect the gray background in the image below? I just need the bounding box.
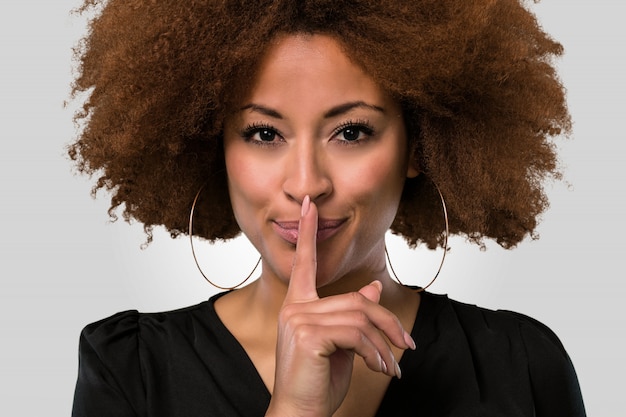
[1,1,624,415]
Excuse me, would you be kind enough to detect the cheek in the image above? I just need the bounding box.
[224,146,278,225]
[338,149,406,211]
[225,147,255,218]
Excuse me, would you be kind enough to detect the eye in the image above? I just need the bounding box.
[255,128,277,142]
[340,127,362,142]
[334,121,374,144]
[241,123,282,145]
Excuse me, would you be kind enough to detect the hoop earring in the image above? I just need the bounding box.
[189,182,260,290]
[386,183,449,293]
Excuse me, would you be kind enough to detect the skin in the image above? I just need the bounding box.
[217,34,420,417]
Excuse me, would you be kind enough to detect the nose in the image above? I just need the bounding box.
[282,141,333,205]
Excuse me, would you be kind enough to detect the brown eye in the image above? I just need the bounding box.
[341,127,361,141]
[334,122,374,144]
[258,128,276,142]
[242,124,281,144]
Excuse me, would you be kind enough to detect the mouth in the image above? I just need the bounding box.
[272,218,347,245]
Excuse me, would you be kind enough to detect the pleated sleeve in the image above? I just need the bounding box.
[511,311,586,417]
[72,310,146,417]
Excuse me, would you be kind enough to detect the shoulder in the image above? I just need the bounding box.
[423,292,570,358]
[423,292,547,331]
[421,292,586,416]
[78,298,216,355]
[76,297,226,379]
[438,294,568,354]
[79,310,139,350]
[73,299,222,416]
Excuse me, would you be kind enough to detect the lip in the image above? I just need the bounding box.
[272,218,347,245]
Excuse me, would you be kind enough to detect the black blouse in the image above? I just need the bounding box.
[71,291,586,416]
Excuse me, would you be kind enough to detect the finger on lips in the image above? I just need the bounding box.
[281,195,415,378]
[285,195,319,304]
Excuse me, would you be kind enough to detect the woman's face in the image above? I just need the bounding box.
[224,34,417,288]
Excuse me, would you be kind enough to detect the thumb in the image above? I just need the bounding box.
[358,280,383,304]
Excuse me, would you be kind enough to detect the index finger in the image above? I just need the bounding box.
[284,195,319,304]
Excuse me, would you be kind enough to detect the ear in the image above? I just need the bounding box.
[406,161,420,179]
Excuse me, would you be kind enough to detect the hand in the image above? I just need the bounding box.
[266,195,415,417]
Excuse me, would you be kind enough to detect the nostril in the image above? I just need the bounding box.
[283,180,332,206]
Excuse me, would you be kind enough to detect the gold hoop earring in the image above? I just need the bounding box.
[386,183,449,293]
[189,183,260,290]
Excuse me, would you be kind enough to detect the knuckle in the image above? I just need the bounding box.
[391,315,404,332]
[346,326,365,344]
[382,314,404,338]
[347,291,366,307]
[278,305,299,327]
[278,308,311,337]
[388,315,401,329]
[291,323,316,346]
[352,311,369,327]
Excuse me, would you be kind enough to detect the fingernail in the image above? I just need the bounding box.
[394,360,402,379]
[378,353,387,373]
[371,280,383,292]
[404,331,417,350]
[301,195,310,217]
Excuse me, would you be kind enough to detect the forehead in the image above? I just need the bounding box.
[241,33,397,113]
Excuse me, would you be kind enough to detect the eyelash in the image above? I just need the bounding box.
[241,122,283,147]
[240,119,375,147]
[332,119,375,146]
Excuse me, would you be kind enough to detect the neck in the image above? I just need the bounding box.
[241,249,409,322]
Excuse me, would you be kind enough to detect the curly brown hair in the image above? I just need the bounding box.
[68,0,570,250]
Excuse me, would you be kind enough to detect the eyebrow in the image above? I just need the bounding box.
[240,101,386,119]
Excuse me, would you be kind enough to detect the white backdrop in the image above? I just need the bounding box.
[1,1,624,415]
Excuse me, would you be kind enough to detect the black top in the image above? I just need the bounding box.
[71,291,586,416]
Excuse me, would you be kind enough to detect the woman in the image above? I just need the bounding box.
[69,0,585,416]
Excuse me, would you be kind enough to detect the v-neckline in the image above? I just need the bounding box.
[205,290,432,415]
